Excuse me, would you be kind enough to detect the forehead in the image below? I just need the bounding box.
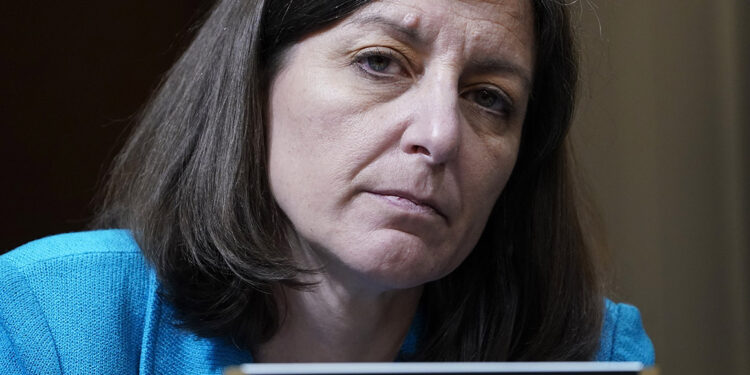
[342,0,535,67]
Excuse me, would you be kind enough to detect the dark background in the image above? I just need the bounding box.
[1,1,210,252]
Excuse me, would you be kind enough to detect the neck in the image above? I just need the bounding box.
[253,277,423,362]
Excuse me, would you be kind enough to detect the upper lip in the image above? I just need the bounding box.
[369,189,448,220]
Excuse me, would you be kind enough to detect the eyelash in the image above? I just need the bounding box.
[352,48,514,118]
[353,48,409,78]
[461,86,514,118]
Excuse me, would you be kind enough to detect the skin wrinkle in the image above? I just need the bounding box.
[381,0,533,51]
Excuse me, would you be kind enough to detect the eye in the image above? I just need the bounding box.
[461,86,513,116]
[354,48,407,77]
[364,55,391,72]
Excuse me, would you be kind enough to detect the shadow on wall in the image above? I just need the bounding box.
[572,1,749,375]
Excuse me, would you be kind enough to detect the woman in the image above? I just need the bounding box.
[0,0,654,373]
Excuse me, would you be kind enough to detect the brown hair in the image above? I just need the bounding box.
[95,0,603,361]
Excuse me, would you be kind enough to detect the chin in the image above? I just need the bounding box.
[326,229,465,291]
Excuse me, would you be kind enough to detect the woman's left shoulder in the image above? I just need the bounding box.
[596,299,655,365]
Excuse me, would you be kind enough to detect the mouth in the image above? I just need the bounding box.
[367,189,447,221]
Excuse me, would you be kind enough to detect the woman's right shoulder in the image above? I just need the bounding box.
[0,229,157,373]
[1,229,150,295]
[0,229,154,318]
[2,229,140,266]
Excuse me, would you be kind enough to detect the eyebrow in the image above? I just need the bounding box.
[465,57,533,92]
[348,14,533,91]
[347,14,428,48]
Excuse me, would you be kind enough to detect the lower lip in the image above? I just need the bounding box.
[369,192,439,217]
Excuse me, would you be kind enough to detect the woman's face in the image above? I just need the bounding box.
[267,0,534,291]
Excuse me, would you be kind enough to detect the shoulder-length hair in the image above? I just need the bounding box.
[95,0,602,361]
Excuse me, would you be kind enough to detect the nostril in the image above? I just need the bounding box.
[411,145,431,156]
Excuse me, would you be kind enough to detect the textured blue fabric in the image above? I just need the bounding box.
[1,230,654,373]
[596,299,655,364]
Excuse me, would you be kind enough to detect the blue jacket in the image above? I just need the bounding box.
[0,230,654,374]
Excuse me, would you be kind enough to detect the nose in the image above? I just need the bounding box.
[399,72,461,165]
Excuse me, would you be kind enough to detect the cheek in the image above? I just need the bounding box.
[268,71,348,154]
[267,54,407,193]
[455,134,520,246]
[467,144,518,206]
[266,54,391,232]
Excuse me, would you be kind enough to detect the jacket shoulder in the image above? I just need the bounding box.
[2,229,139,267]
[0,229,155,373]
[597,299,655,365]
